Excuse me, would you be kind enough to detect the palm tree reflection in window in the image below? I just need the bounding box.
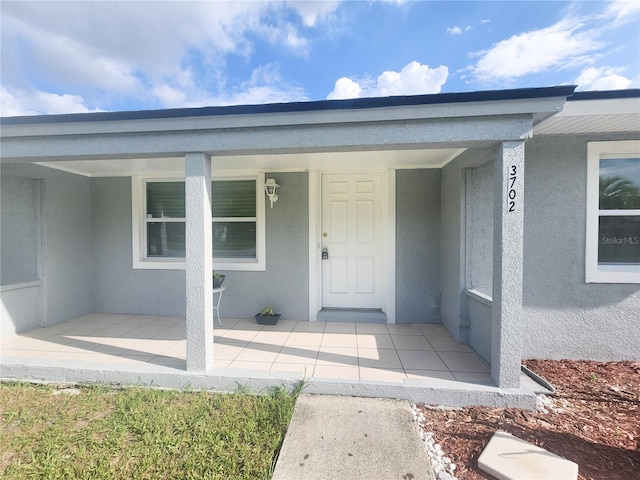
[600,176,640,210]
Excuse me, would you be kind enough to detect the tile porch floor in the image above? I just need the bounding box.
[0,314,491,385]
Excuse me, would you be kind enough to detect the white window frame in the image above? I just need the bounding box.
[132,173,266,271]
[586,140,640,283]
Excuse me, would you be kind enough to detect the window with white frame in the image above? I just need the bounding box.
[586,141,640,283]
[133,175,266,271]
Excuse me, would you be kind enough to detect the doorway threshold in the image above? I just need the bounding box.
[317,308,387,323]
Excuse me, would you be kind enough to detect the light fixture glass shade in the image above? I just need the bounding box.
[264,178,279,208]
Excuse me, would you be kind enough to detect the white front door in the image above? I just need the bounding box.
[322,172,383,309]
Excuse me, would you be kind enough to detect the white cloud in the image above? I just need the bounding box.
[604,0,640,22]
[327,77,362,100]
[0,1,320,114]
[288,1,340,27]
[447,25,472,35]
[467,18,603,83]
[481,19,490,24]
[153,63,307,108]
[0,86,101,116]
[575,66,632,91]
[327,61,448,100]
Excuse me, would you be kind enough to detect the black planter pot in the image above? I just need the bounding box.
[213,275,225,289]
[255,313,281,325]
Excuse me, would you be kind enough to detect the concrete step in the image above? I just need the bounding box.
[478,430,578,480]
[317,308,387,323]
[273,394,435,480]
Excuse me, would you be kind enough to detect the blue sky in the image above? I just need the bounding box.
[1,0,639,116]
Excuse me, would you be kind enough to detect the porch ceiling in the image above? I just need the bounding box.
[34,148,467,177]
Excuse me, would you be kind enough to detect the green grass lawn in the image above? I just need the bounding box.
[1,382,300,479]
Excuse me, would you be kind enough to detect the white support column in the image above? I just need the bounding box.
[185,152,213,372]
[491,141,525,388]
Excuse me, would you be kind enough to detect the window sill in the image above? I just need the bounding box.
[586,265,640,284]
[133,259,266,272]
[0,280,42,292]
[465,288,493,306]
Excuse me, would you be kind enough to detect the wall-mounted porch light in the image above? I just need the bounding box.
[264,178,279,208]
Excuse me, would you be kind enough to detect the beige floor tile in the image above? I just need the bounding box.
[214,360,232,368]
[451,372,493,384]
[358,348,402,368]
[213,344,245,360]
[321,333,358,348]
[313,365,359,380]
[251,331,292,345]
[228,360,273,370]
[213,336,249,347]
[356,333,394,349]
[385,324,423,335]
[235,345,281,363]
[66,340,127,355]
[286,332,323,346]
[265,320,297,332]
[355,323,389,334]
[438,352,489,373]
[149,327,186,341]
[293,321,326,333]
[397,350,448,370]
[116,354,159,363]
[323,322,356,333]
[405,370,456,380]
[149,355,186,368]
[220,329,260,342]
[359,367,406,383]
[230,319,263,330]
[390,335,433,351]
[275,348,319,364]
[75,352,124,363]
[161,342,186,358]
[317,347,359,366]
[427,335,472,352]
[417,324,450,336]
[1,348,35,358]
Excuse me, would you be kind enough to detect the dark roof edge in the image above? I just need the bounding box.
[568,89,640,101]
[1,85,577,126]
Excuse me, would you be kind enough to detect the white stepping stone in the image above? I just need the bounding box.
[478,430,578,480]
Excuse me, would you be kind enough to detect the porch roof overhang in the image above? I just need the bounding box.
[0,86,576,173]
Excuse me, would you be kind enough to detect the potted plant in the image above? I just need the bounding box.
[213,270,225,289]
[255,305,281,325]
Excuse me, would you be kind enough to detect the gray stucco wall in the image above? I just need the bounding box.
[1,175,39,285]
[522,133,640,361]
[396,169,441,323]
[440,148,496,341]
[1,164,94,335]
[91,172,309,320]
[466,160,493,295]
[91,177,186,316]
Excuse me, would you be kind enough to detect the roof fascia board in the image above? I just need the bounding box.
[1,115,532,163]
[552,97,640,117]
[1,96,565,139]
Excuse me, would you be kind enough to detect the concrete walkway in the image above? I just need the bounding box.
[272,394,435,480]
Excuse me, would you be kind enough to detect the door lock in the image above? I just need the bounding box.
[322,248,329,260]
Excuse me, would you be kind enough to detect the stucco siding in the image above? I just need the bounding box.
[91,177,186,316]
[523,133,640,361]
[1,164,93,335]
[396,169,441,323]
[91,172,309,320]
[440,148,495,341]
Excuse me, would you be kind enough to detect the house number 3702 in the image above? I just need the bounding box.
[507,165,517,213]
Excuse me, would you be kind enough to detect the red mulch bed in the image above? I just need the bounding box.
[417,360,640,480]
